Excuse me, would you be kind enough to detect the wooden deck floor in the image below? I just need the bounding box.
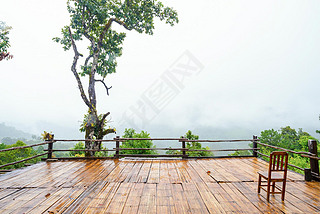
[0,157,319,213]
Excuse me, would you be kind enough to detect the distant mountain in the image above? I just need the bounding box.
[0,123,32,140]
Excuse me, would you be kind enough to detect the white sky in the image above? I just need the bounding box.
[0,0,320,138]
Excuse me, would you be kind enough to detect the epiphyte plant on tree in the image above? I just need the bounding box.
[0,21,13,61]
[53,0,178,156]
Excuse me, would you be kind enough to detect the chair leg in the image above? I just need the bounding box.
[272,182,275,192]
[267,179,271,201]
[258,175,261,193]
[281,180,287,201]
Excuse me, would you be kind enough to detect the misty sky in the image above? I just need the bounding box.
[0,0,320,139]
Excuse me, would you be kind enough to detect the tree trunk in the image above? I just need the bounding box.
[84,111,112,157]
[84,111,100,157]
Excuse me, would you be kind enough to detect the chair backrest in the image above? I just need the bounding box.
[269,151,288,172]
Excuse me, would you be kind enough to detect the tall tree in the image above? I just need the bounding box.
[0,21,13,61]
[54,0,178,156]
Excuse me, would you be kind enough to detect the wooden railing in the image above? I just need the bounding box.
[0,140,50,170]
[255,139,319,181]
[1,135,319,182]
[43,136,260,159]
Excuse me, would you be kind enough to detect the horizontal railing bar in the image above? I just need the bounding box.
[0,169,13,172]
[256,151,268,157]
[187,155,254,159]
[184,139,260,143]
[311,173,320,180]
[301,154,320,160]
[113,148,260,152]
[0,141,52,153]
[118,154,186,158]
[43,157,115,160]
[116,148,188,151]
[0,152,49,169]
[54,139,116,142]
[256,142,312,155]
[117,138,182,141]
[44,149,116,152]
[186,148,260,152]
[288,163,304,171]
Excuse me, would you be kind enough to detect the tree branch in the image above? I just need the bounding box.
[95,79,112,95]
[97,18,131,49]
[81,5,95,46]
[68,27,94,111]
[110,18,132,31]
[84,54,93,67]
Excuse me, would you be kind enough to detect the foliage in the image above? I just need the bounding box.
[94,145,109,157]
[0,21,13,61]
[0,143,5,150]
[69,141,85,157]
[120,128,157,155]
[41,131,54,141]
[258,126,319,174]
[167,130,213,157]
[229,150,251,156]
[54,0,178,78]
[0,141,44,170]
[69,141,109,157]
[79,110,116,139]
[53,0,178,151]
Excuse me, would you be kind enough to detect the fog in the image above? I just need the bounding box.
[1,0,319,139]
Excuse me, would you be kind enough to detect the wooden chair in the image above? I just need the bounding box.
[257,151,288,201]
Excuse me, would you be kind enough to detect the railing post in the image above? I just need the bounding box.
[304,168,312,181]
[181,138,187,159]
[47,134,54,160]
[253,135,258,157]
[115,136,120,159]
[308,139,319,181]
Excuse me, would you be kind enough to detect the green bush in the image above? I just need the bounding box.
[167,130,213,157]
[120,128,158,155]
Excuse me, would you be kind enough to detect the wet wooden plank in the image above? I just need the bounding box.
[232,181,284,213]
[103,183,134,213]
[156,183,175,213]
[137,183,157,214]
[193,182,226,214]
[122,183,145,214]
[171,183,192,213]
[159,161,170,183]
[189,160,216,183]
[167,161,181,184]
[174,160,192,183]
[182,182,210,213]
[196,159,229,182]
[26,187,72,213]
[136,161,152,183]
[124,161,143,183]
[147,161,160,184]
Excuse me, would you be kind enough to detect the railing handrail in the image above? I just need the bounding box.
[51,138,260,143]
[54,139,116,142]
[301,154,320,160]
[183,139,259,143]
[256,141,313,155]
[0,141,53,153]
[0,152,49,169]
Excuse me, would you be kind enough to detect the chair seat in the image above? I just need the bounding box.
[258,171,285,181]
